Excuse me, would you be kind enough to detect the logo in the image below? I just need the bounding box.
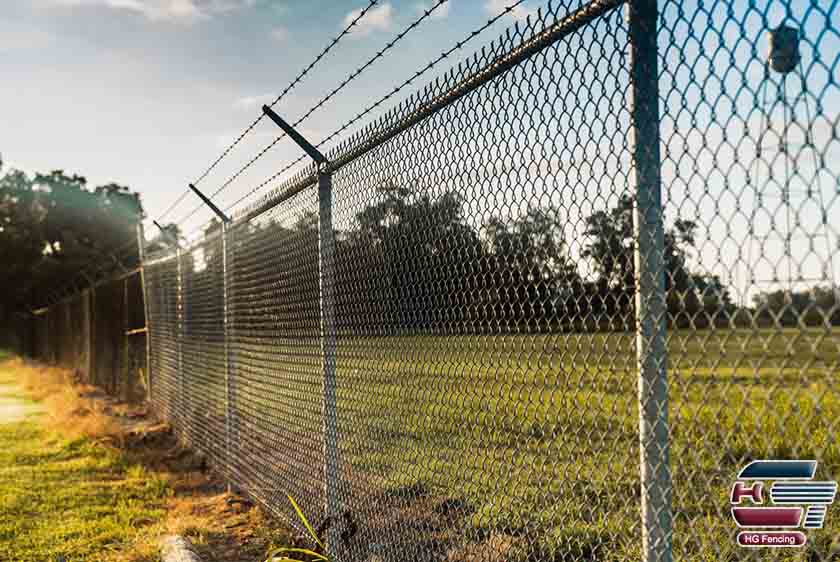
[732,460,837,548]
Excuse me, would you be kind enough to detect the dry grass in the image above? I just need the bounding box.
[5,357,123,439]
[0,357,294,562]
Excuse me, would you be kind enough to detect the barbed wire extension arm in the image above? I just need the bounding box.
[220,0,531,216]
[150,0,381,226]
[174,0,453,228]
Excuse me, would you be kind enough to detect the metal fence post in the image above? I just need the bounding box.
[222,221,236,485]
[260,104,341,554]
[629,0,672,561]
[137,222,153,402]
[318,169,341,557]
[176,246,185,432]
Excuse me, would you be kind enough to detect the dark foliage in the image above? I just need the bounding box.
[0,160,143,309]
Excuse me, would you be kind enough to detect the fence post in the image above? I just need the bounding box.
[222,221,236,486]
[137,221,153,402]
[89,288,97,382]
[176,246,184,432]
[261,104,341,555]
[318,169,341,557]
[628,0,672,561]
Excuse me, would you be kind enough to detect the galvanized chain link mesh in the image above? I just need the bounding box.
[142,1,840,560]
[145,255,183,428]
[227,187,327,521]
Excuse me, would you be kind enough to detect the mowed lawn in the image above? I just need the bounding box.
[145,327,840,560]
[0,355,170,562]
[218,328,839,561]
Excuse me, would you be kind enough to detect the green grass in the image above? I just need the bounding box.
[0,366,170,561]
[221,328,840,561]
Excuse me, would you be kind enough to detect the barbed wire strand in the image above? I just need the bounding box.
[156,190,192,222]
[219,0,531,218]
[35,0,529,303]
[173,0,453,229]
[152,0,380,223]
[37,236,141,307]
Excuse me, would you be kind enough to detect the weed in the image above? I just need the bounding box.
[266,495,330,562]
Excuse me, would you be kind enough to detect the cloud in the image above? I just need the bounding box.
[270,25,288,41]
[232,93,274,110]
[0,28,54,53]
[343,3,393,38]
[484,0,535,22]
[44,0,256,23]
[415,1,450,19]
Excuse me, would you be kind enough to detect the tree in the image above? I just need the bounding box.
[483,206,582,330]
[582,194,732,326]
[341,184,482,331]
[0,163,143,309]
[0,169,44,296]
[753,285,840,327]
[145,222,181,255]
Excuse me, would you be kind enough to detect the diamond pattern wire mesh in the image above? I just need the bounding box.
[178,231,227,462]
[141,0,840,560]
[145,254,183,430]
[660,1,840,561]
[227,187,327,524]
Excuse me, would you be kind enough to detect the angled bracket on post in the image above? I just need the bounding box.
[188,183,231,224]
[153,220,180,248]
[262,105,327,166]
[263,103,340,560]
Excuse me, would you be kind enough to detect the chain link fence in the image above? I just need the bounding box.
[21,272,148,402]
[143,0,840,560]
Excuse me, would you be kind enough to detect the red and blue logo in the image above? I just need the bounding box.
[732,460,837,547]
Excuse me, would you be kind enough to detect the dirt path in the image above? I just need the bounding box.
[0,383,42,423]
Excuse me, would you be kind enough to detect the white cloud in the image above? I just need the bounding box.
[232,93,274,110]
[415,1,450,19]
[0,28,54,53]
[45,0,256,23]
[270,25,289,41]
[484,0,535,22]
[343,3,393,38]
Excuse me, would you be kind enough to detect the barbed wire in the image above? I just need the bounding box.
[157,190,191,222]
[151,0,380,225]
[221,0,531,216]
[223,155,309,215]
[31,235,141,308]
[173,0,452,228]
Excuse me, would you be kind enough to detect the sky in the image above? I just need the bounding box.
[2,0,838,304]
[1,0,536,228]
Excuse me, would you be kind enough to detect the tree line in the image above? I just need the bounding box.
[2,158,834,332]
[0,161,143,310]
[179,183,838,334]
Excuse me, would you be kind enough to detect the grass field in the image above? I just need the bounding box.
[0,354,298,562]
[154,327,840,561]
[0,360,170,561]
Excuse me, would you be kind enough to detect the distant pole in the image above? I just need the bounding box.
[628,0,673,561]
[188,183,231,224]
[262,104,341,557]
